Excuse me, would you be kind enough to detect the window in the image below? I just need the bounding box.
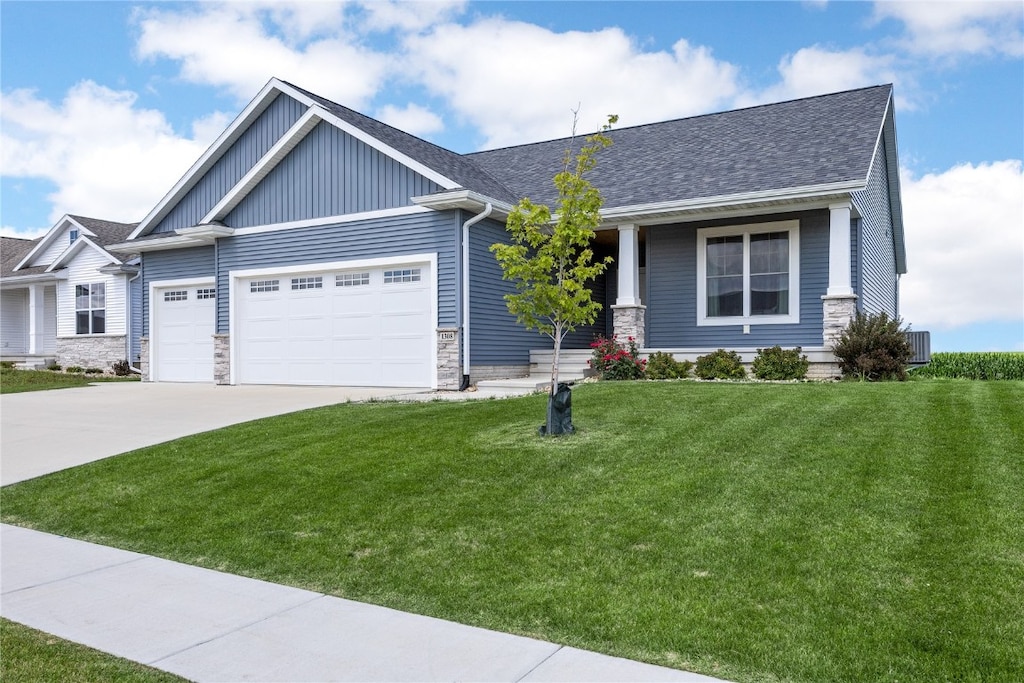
[250,280,279,293]
[291,276,323,290]
[697,221,799,326]
[383,268,421,284]
[163,290,188,302]
[69,229,79,244]
[75,283,105,334]
[336,272,370,287]
[196,288,216,300]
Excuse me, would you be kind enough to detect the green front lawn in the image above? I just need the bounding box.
[0,619,185,682]
[0,366,138,394]
[2,381,1022,683]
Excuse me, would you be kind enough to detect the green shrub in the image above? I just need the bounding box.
[753,346,809,380]
[0,361,15,370]
[589,335,646,380]
[48,364,62,371]
[111,359,133,376]
[910,352,1024,380]
[695,349,746,380]
[84,368,104,375]
[833,312,913,381]
[645,351,693,380]
[65,366,85,374]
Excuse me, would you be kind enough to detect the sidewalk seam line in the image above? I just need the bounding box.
[1,556,148,596]
[514,644,564,682]
[145,593,326,666]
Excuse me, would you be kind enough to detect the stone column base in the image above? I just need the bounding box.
[611,305,647,348]
[822,295,858,349]
[56,335,127,372]
[139,337,150,381]
[436,328,462,390]
[214,334,230,385]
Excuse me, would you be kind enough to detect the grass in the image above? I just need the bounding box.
[0,366,138,394]
[2,381,1022,683]
[0,619,185,682]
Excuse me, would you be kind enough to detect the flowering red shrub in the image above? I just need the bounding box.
[589,335,646,380]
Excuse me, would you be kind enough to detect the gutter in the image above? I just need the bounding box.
[461,203,493,388]
[127,269,142,371]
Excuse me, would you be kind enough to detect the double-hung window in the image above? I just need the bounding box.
[75,283,105,334]
[697,221,799,326]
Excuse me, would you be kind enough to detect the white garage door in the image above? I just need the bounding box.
[236,263,432,387]
[154,285,215,382]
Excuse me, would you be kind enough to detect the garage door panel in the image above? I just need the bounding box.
[155,286,215,383]
[237,263,432,388]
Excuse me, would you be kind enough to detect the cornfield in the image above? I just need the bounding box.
[911,352,1024,380]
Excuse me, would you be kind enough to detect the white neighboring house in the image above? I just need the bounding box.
[1,215,140,371]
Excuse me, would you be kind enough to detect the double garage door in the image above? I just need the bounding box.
[153,262,433,387]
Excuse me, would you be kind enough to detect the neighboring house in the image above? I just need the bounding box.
[1,215,141,370]
[108,78,906,388]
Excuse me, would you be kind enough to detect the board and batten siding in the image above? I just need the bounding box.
[646,211,830,349]
[57,248,126,336]
[140,246,215,336]
[215,210,460,333]
[226,121,442,228]
[129,275,143,363]
[852,139,898,317]
[152,94,307,235]
[467,218,541,366]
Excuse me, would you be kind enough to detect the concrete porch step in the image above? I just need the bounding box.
[475,371,588,393]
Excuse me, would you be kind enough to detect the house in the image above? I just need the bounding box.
[107,78,906,388]
[1,216,141,370]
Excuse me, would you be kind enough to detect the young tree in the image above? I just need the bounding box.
[491,113,617,434]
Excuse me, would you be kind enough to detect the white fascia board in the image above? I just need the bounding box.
[45,237,119,272]
[0,272,62,287]
[14,215,92,271]
[599,181,865,225]
[202,109,323,223]
[311,105,460,191]
[175,225,236,240]
[107,234,210,253]
[230,205,433,237]
[129,78,288,240]
[412,190,513,217]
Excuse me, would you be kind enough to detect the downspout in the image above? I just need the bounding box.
[461,203,493,389]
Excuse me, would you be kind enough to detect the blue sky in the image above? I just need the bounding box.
[2,1,1022,351]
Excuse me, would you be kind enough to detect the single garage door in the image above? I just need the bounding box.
[236,263,432,387]
[154,285,215,382]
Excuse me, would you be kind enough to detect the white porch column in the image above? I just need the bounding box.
[616,224,640,305]
[827,202,854,296]
[27,284,40,354]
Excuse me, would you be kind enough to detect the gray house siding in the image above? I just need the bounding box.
[129,274,143,363]
[215,211,460,333]
[852,140,898,316]
[468,218,542,366]
[152,94,306,234]
[646,211,829,349]
[226,122,443,227]
[140,246,215,335]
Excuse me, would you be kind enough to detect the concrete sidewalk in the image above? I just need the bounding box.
[1,524,726,682]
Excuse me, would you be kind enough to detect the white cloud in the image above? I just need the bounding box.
[899,160,1024,329]
[739,45,904,108]
[357,0,466,33]
[0,81,217,225]
[403,19,740,148]
[0,225,50,240]
[376,103,445,136]
[133,3,388,108]
[873,0,1024,57]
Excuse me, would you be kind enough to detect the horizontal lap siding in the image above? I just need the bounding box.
[227,122,442,227]
[1,290,28,353]
[152,94,306,234]
[216,211,459,333]
[141,247,215,335]
[647,211,828,348]
[468,219,542,365]
[58,249,126,337]
[853,141,898,316]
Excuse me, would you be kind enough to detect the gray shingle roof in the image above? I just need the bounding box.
[467,85,893,208]
[69,215,139,248]
[1,237,43,278]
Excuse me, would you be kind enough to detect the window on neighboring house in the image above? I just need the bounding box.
[697,221,800,326]
[69,229,79,244]
[75,283,105,334]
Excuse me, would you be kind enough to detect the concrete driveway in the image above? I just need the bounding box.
[0,382,425,486]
